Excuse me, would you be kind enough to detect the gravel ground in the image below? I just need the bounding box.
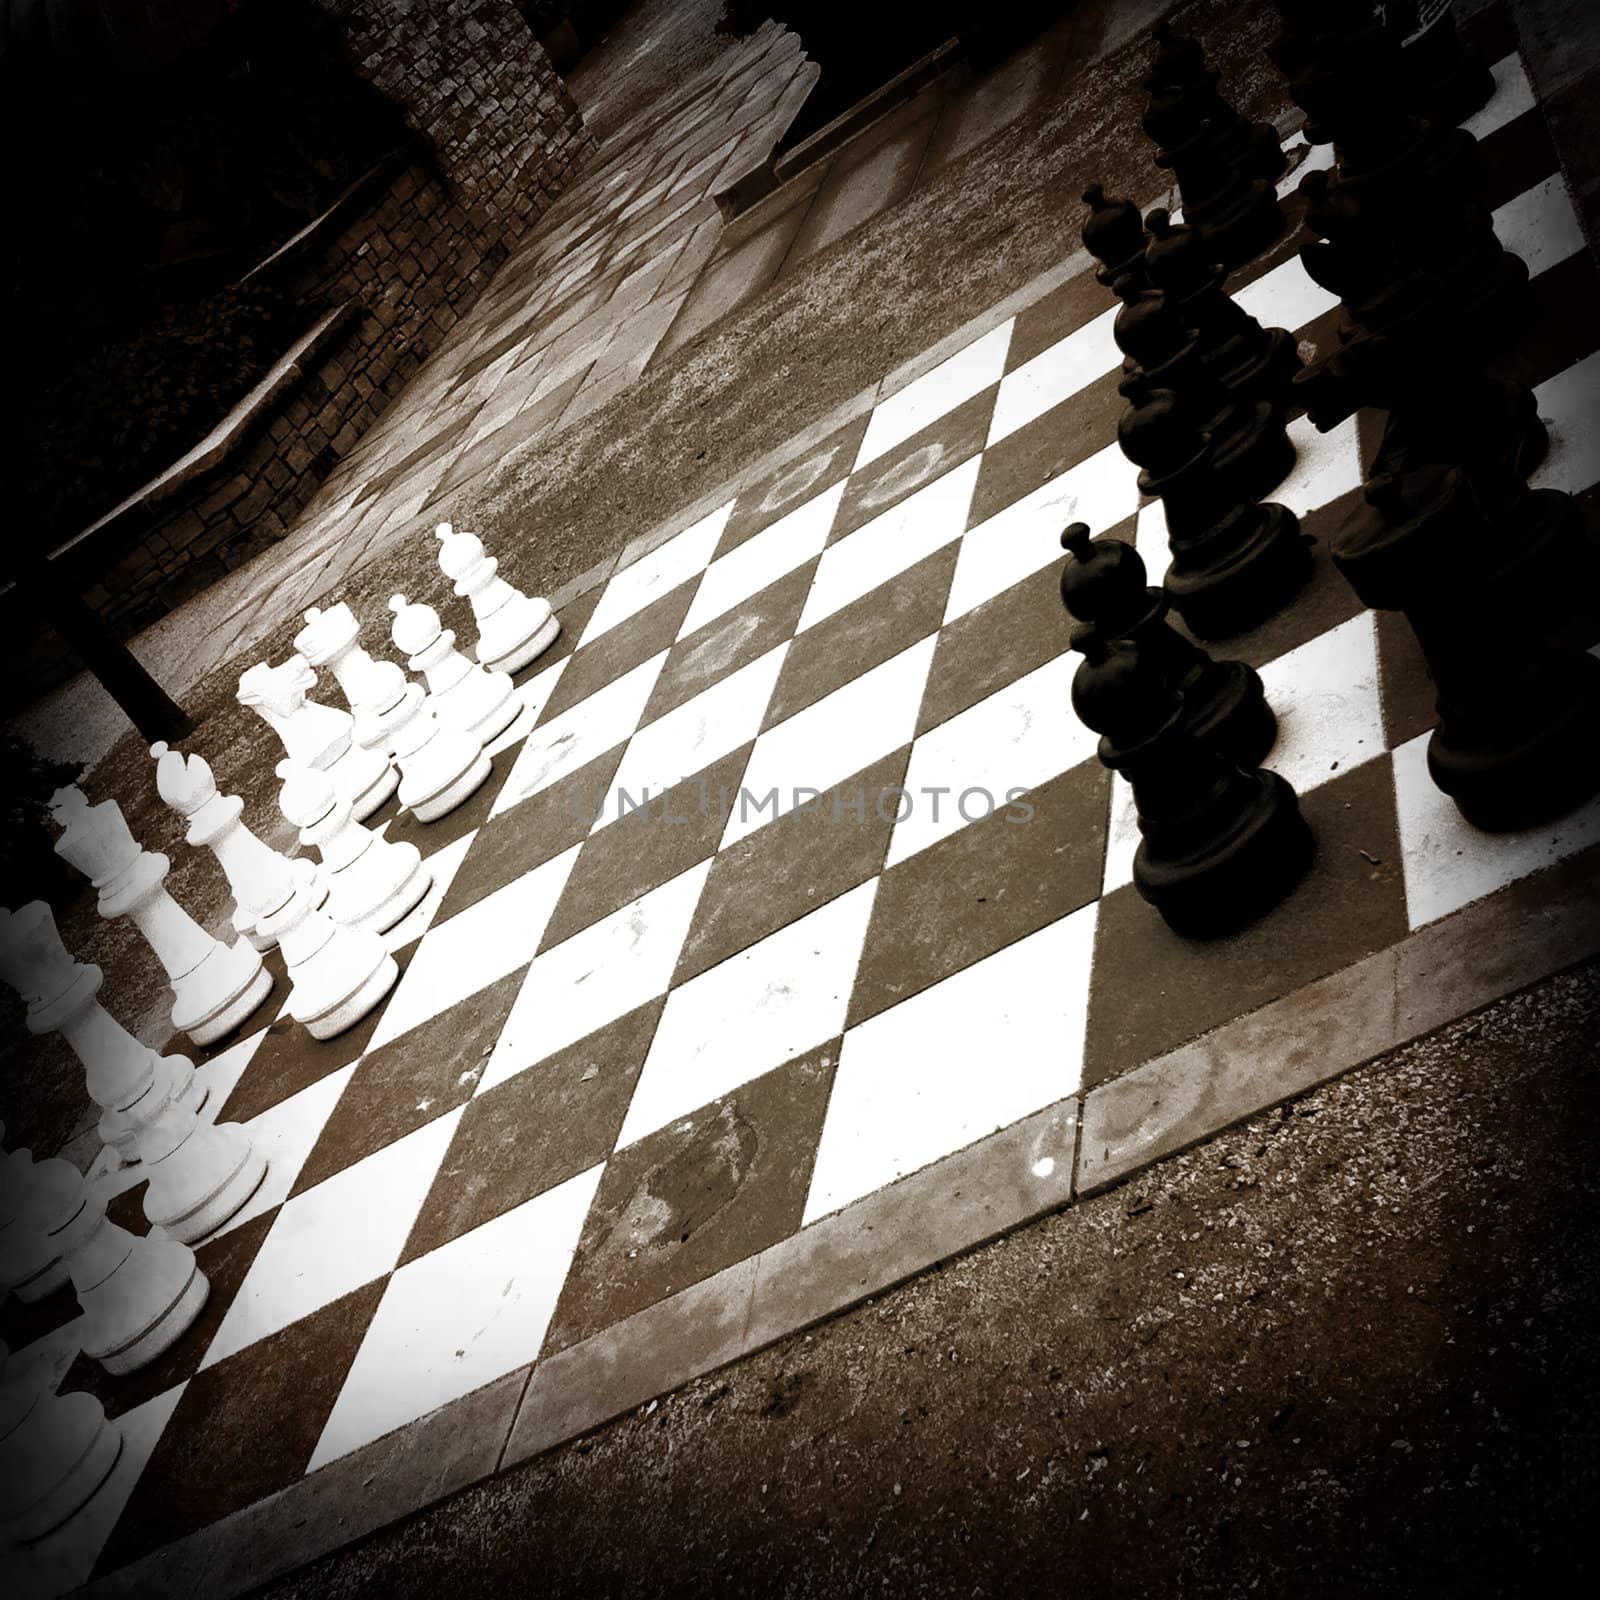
[260,959,1600,1600]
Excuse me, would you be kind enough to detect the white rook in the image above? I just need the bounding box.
[434,520,560,675]
[50,787,269,1048]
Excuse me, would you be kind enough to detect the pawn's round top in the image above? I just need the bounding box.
[1059,523,1147,626]
[434,521,487,584]
[1081,183,1145,275]
[276,759,340,830]
[1070,637,1179,747]
[1116,381,1201,476]
[389,594,443,656]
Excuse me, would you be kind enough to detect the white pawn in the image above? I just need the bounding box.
[434,521,560,674]
[49,787,270,1048]
[0,1138,208,1374]
[0,1340,122,1542]
[257,860,398,1040]
[0,901,204,1167]
[277,760,431,933]
[0,1132,77,1303]
[389,592,525,748]
[238,655,396,822]
[150,739,324,956]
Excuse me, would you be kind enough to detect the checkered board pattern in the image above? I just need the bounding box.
[9,36,1600,1588]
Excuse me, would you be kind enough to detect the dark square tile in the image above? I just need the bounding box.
[539,743,754,953]
[830,385,996,545]
[0,1278,86,1359]
[1480,104,1559,214]
[93,1278,386,1576]
[289,967,529,1197]
[218,943,418,1125]
[1375,607,1439,751]
[61,1209,277,1420]
[846,759,1111,1029]
[715,414,871,558]
[675,745,912,987]
[641,558,818,726]
[536,575,697,729]
[763,543,959,731]
[917,531,1125,737]
[1006,268,1109,371]
[400,1000,665,1265]
[431,741,628,925]
[969,368,1126,529]
[531,581,605,676]
[1490,248,1600,393]
[542,1039,838,1354]
[1081,755,1409,1090]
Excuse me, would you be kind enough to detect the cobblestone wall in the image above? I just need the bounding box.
[16,0,593,695]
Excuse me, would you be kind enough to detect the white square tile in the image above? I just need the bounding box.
[987,304,1120,448]
[887,654,1096,866]
[856,319,1013,470]
[217,1061,361,1240]
[1463,51,1535,142]
[616,878,880,1149]
[797,454,980,633]
[201,1110,462,1369]
[191,1025,270,1118]
[1102,772,1140,896]
[594,642,785,829]
[514,651,571,728]
[723,633,939,849]
[365,841,582,1054]
[1256,611,1385,795]
[1493,172,1585,279]
[1531,351,1600,498]
[481,857,713,1095]
[1274,413,1363,519]
[944,441,1141,624]
[802,904,1098,1224]
[578,500,734,646]
[1393,731,1600,930]
[306,1162,604,1472]
[679,477,845,636]
[1275,132,1335,198]
[1232,254,1339,343]
[492,650,668,817]
[381,828,477,952]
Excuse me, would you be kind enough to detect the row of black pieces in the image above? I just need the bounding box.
[1058,521,1312,941]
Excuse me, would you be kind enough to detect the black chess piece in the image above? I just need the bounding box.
[1118,366,1296,530]
[1059,522,1277,768]
[1081,183,1149,293]
[1117,383,1312,640]
[1069,631,1314,937]
[1142,20,1286,186]
[1396,2,1495,126]
[1143,207,1301,408]
[1333,468,1600,831]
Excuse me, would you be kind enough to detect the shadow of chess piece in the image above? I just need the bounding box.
[1059,522,1277,768]
[1118,381,1311,639]
[1334,468,1600,831]
[1070,631,1313,937]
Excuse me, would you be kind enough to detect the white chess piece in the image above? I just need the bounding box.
[0,1340,122,1542]
[295,603,399,759]
[434,521,560,674]
[0,1137,207,1374]
[238,655,396,822]
[0,1132,76,1303]
[49,786,270,1048]
[0,901,205,1166]
[277,760,431,933]
[150,739,322,955]
[256,861,398,1040]
[389,592,524,747]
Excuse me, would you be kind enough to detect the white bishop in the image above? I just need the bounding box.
[434,520,560,674]
[49,786,269,1047]
[237,654,396,821]
[278,760,431,933]
[389,592,525,748]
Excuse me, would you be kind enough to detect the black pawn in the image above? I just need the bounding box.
[1058,522,1277,769]
[1143,207,1301,409]
[1333,468,1600,832]
[1117,382,1311,640]
[1070,632,1313,938]
[1081,183,1149,293]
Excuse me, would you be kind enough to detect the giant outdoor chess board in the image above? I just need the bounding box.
[7,30,1600,1593]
